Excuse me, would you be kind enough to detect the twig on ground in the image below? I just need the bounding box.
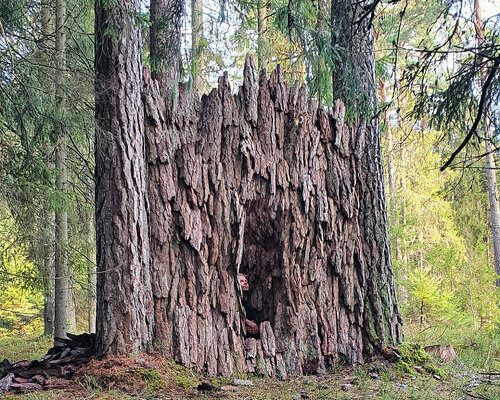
[463,390,489,399]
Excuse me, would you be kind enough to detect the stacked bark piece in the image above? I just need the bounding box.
[0,333,95,394]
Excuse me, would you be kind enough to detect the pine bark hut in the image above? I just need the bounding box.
[143,54,402,377]
[95,0,401,376]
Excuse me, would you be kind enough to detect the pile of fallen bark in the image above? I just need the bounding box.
[0,333,95,394]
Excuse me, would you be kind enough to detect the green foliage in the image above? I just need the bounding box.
[0,0,95,334]
[0,209,45,334]
[0,334,52,361]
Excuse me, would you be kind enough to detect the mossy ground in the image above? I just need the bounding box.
[1,333,499,400]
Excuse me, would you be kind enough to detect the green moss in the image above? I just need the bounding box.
[424,364,445,377]
[396,360,414,374]
[396,342,429,365]
[140,368,162,382]
[174,375,197,389]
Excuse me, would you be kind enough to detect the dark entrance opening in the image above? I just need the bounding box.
[239,199,287,329]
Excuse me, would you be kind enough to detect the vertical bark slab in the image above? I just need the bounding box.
[144,54,402,376]
[95,0,153,356]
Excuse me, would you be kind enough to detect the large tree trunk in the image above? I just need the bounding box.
[331,0,402,351]
[94,0,153,356]
[474,0,500,287]
[143,53,402,376]
[54,0,73,342]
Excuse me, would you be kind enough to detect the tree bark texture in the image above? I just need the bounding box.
[143,54,402,377]
[94,0,154,356]
[474,0,500,287]
[54,0,73,341]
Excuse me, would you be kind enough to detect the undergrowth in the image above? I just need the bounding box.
[0,325,499,399]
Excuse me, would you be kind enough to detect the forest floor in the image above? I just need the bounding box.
[1,333,499,400]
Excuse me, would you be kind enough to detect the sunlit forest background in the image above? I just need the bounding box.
[1,0,499,370]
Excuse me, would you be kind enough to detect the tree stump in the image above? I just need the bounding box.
[142,55,402,377]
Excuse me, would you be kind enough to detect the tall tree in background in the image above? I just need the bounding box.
[87,213,96,333]
[40,0,56,336]
[150,0,184,93]
[399,0,500,288]
[474,0,500,287]
[191,0,204,92]
[256,0,270,71]
[94,0,153,356]
[53,0,74,341]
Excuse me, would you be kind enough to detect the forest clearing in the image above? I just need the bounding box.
[1,0,500,398]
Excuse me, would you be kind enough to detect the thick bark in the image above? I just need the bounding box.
[150,0,183,93]
[190,0,203,92]
[331,0,402,352]
[144,53,402,376]
[94,0,153,356]
[474,0,500,287]
[331,0,375,110]
[54,0,73,342]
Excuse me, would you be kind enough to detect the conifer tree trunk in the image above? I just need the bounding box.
[257,1,269,71]
[40,0,56,337]
[191,0,203,92]
[150,0,183,93]
[42,144,56,336]
[474,0,500,287]
[54,0,72,341]
[94,0,153,356]
[329,0,402,359]
[87,213,96,333]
